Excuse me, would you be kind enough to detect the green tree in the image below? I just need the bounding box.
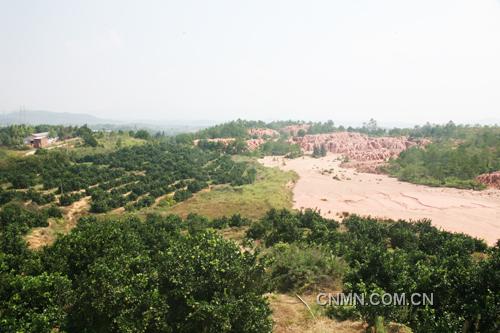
[0,272,73,332]
[134,130,151,140]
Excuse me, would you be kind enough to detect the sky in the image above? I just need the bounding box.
[1,0,500,125]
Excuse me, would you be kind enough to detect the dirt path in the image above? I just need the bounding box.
[26,196,90,249]
[260,155,500,245]
[65,196,91,226]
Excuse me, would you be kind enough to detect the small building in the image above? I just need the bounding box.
[24,132,49,148]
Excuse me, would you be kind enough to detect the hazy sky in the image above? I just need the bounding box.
[1,0,499,124]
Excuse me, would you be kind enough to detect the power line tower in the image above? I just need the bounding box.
[17,105,26,124]
[21,105,27,124]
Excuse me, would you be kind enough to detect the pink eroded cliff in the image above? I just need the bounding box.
[281,124,311,136]
[290,132,429,161]
[194,137,265,151]
[476,171,500,189]
[246,138,266,151]
[247,128,279,138]
[193,138,236,146]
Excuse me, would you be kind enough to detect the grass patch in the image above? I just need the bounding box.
[218,226,249,244]
[269,293,365,333]
[150,160,298,220]
[1,133,145,160]
[264,242,346,293]
[60,133,146,158]
[0,147,30,159]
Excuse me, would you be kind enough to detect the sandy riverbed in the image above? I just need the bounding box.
[259,155,500,245]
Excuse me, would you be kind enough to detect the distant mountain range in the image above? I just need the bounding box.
[0,111,210,134]
[1,110,498,132]
[0,110,115,126]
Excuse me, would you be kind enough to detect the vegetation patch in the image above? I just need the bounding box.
[155,161,298,219]
[1,214,272,332]
[385,126,499,190]
[0,142,257,214]
[246,209,498,333]
[263,242,346,293]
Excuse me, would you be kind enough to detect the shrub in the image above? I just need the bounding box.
[59,192,83,206]
[186,213,210,234]
[173,189,193,202]
[247,221,267,240]
[211,216,229,229]
[228,213,250,227]
[264,242,346,293]
[38,217,272,332]
[326,305,361,321]
[45,205,63,218]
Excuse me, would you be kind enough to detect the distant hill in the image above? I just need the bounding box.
[0,110,115,126]
[0,110,211,134]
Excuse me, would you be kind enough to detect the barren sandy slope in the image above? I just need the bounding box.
[260,155,500,245]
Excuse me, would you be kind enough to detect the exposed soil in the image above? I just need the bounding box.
[280,124,311,136]
[26,196,90,249]
[292,132,429,157]
[248,128,279,138]
[477,171,500,189]
[270,293,365,333]
[289,132,430,173]
[260,155,500,245]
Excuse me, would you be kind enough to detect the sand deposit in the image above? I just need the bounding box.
[260,155,500,245]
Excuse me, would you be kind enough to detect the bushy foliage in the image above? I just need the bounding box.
[24,189,55,205]
[0,214,272,332]
[391,121,499,140]
[76,125,98,147]
[386,127,500,189]
[263,242,345,292]
[306,120,337,135]
[312,144,327,158]
[0,142,256,213]
[44,205,63,218]
[197,119,265,139]
[173,189,193,202]
[59,192,84,206]
[0,124,81,148]
[187,180,208,193]
[0,201,498,333]
[260,140,302,158]
[338,218,495,332]
[133,129,151,140]
[0,203,48,233]
[0,272,74,332]
[247,208,339,246]
[197,139,248,155]
[247,210,498,333]
[210,213,251,229]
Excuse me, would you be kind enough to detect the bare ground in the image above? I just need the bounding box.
[269,293,365,333]
[26,196,90,249]
[260,155,500,245]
